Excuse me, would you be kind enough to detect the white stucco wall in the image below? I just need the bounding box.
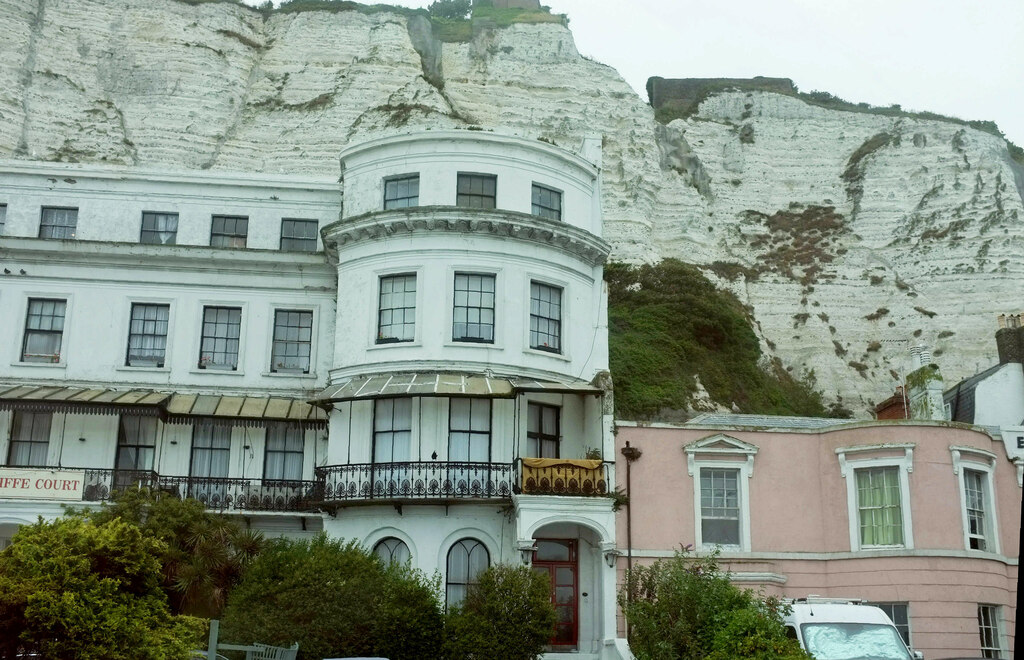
[974,362,1024,427]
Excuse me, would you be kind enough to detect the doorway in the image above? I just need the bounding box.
[532,538,578,649]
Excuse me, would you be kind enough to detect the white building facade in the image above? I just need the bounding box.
[0,131,624,658]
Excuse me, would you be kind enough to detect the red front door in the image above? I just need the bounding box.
[532,538,578,649]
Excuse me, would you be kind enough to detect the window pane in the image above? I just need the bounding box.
[453,273,495,343]
[270,309,313,373]
[198,306,242,370]
[446,538,489,608]
[126,303,170,367]
[856,467,904,546]
[210,215,248,248]
[384,175,420,210]
[531,184,562,221]
[140,212,179,245]
[377,274,416,342]
[280,219,318,252]
[8,412,51,467]
[374,537,411,565]
[526,403,559,458]
[22,298,66,362]
[39,207,78,239]
[964,469,988,550]
[529,282,562,352]
[700,467,741,546]
[264,423,304,480]
[456,174,496,209]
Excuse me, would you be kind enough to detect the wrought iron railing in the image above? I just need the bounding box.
[83,468,160,501]
[514,458,609,496]
[316,461,514,502]
[156,475,320,512]
[78,468,318,512]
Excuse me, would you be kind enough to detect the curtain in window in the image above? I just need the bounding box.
[857,467,904,546]
[8,412,51,466]
[374,537,411,565]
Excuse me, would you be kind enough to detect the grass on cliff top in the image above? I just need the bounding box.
[607,259,832,421]
[433,4,566,42]
[654,81,1023,165]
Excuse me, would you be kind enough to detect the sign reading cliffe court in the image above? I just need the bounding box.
[0,468,85,501]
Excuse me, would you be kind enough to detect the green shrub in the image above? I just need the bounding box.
[0,516,202,660]
[444,564,556,660]
[620,551,810,660]
[606,259,829,420]
[87,486,263,618]
[428,0,470,18]
[220,534,443,660]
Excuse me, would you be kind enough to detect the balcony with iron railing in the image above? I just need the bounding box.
[316,461,514,504]
[513,458,610,496]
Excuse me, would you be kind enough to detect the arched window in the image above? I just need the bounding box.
[446,537,489,607]
[373,537,411,565]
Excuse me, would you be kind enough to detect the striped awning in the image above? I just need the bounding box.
[165,393,326,428]
[312,372,603,404]
[0,385,169,416]
[0,385,326,428]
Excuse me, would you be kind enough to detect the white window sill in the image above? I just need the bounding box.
[189,368,245,377]
[262,371,318,378]
[367,341,421,350]
[444,341,503,350]
[116,365,170,373]
[524,347,571,362]
[857,544,909,551]
[12,361,66,369]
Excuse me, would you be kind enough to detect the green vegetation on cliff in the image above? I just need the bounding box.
[607,259,831,421]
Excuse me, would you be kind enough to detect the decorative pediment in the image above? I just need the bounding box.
[684,434,758,476]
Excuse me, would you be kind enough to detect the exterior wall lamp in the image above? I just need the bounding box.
[601,542,620,568]
[517,540,537,565]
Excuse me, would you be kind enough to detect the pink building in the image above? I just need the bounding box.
[615,414,1019,659]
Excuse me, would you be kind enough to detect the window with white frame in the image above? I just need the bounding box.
[39,207,77,239]
[449,398,490,463]
[198,306,241,370]
[453,273,495,343]
[7,412,51,467]
[531,183,562,221]
[868,602,911,647]
[280,219,318,252]
[685,434,757,551]
[210,215,248,248]
[374,537,411,565]
[140,212,178,245]
[384,174,419,209]
[22,298,66,363]
[978,604,1003,658]
[264,423,304,481]
[456,173,496,209]
[446,537,489,607]
[373,398,412,464]
[0,204,6,234]
[952,447,999,553]
[126,303,169,367]
[837,444,915,550]
[855,467,904,546]
[377,274,416,343]
[700,467,741,548]
[270,309,312,373]
[529,281,561,353]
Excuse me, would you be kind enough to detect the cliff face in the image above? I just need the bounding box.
[2,0,1021,414]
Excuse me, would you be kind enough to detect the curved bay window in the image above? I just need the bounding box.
[373,537,411,565]
[446,537,489,607]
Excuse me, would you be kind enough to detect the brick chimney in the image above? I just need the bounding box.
[996,313,1024,364]
[906,345,945,421]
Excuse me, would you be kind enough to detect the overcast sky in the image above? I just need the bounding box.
[257,0,1024,146]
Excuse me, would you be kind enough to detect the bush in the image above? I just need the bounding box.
[220,534,443,660]
[428,0,470,18]
[0,516,203,660]
[88,487,263,618]
[619,551,810,660]
[443,564,556,660]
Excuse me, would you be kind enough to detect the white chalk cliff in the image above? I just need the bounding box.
[2,0,1021,414]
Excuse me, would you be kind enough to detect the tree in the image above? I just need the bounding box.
[443,564,556,660]
[619,550,810,660]
[88,487,263,617]
[428,0,471,19]
[0,516,203,660]
[220,534,444,660]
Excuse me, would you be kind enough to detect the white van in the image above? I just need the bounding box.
[783,597,923,660]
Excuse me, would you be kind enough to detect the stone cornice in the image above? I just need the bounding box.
[322,207,611,267]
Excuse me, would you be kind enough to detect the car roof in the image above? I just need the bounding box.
[785,603,895,627]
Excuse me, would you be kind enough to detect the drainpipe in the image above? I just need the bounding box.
[619,441,643,584]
